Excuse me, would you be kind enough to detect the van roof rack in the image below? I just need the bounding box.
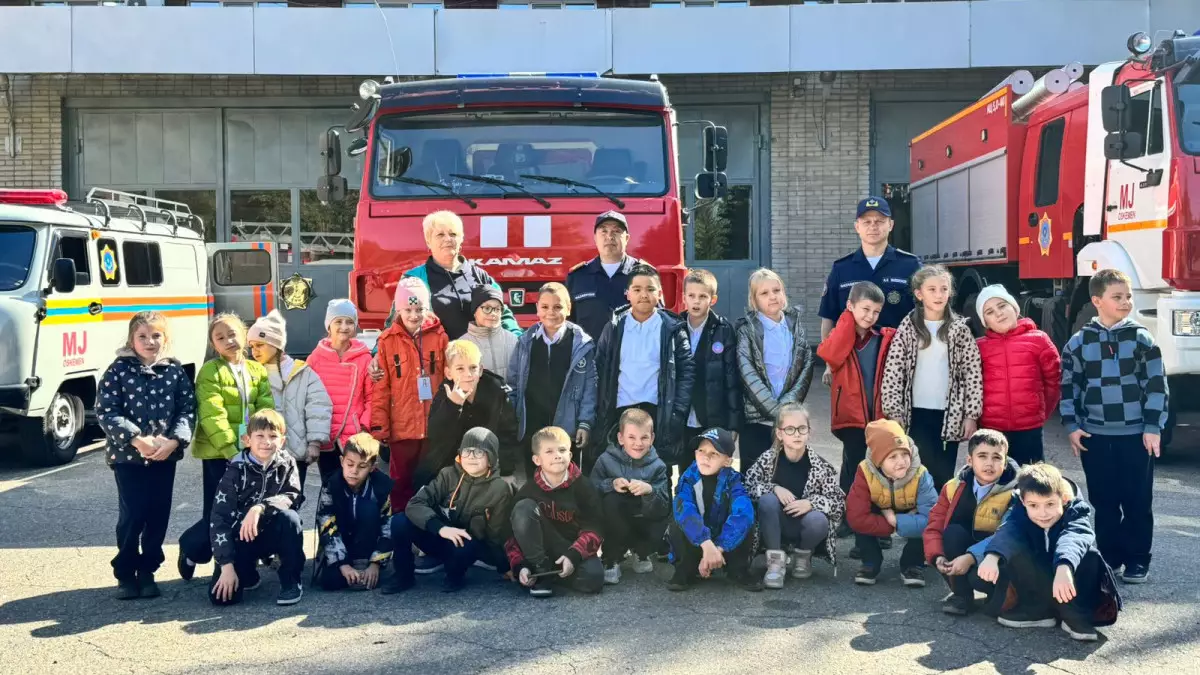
[82,188,204,236]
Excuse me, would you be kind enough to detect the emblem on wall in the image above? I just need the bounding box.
[280,273,315,310]
[100,245,118,281]
[1038,213,1053,257]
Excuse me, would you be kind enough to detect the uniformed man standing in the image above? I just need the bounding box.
[566,211,648,342]
[818,196,921,384]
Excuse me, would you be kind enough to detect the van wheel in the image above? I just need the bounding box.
[20,392,84,466]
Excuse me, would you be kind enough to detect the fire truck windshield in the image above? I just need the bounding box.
[370,109,669,200]
[0,225,36,292]
[1178,83,1200,154]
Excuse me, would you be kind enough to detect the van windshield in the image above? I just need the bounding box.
[371,109,669,199]
[0,225,37,292]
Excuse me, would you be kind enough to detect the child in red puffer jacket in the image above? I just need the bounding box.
[974,286,1061,465]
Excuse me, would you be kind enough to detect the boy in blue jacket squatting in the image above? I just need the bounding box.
[978,463,1123,642]
[667,428,760,592]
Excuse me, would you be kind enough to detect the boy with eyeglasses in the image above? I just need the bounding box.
[389,427,514,593]
[462,286,519,382]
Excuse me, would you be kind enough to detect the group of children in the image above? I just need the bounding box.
[97,253,1162,642]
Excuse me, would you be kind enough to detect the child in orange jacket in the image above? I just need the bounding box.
[371,277,449,509]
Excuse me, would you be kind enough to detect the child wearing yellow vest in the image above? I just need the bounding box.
[845,419,937,587]
[923,429,1020,616]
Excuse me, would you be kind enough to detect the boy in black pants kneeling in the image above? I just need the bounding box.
[506,426,605,597]
[208,410,305,606]
[314,433,395,593]
[979,463,1123,641]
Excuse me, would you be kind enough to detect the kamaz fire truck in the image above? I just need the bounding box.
[317,73,728,330]
[909,31,1200,445]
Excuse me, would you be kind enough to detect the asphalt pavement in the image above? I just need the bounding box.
[1,387,1198,675]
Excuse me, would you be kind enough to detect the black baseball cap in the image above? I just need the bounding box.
[856,196,891,218]
[594,210,629,232]
[690,427,736,457]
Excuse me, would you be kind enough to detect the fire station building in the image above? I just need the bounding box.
[1,0,1196,349]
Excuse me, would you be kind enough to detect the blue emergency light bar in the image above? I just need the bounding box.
[456,72,600,79]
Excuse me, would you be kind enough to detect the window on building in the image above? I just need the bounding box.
[230,190,293,264]
[299,190,358,265]
[653,0,747,6]
[212,249,272,287]
[153,189,217,242]
[122,241,164,287]
[689,184,752,261]
[96,237,122,287]
[55,235,93,287]
[1033,118,1065,208]
[500,0,593,8]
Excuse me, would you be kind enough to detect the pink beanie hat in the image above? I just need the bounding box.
[394,277,431,311]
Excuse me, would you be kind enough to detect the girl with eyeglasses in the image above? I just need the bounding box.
[463,286,519,382]
[742,403,847,589]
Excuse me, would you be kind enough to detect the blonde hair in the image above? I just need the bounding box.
[909,264,956,349]
[531,426,572,455]
[747,268,788,313]
[445,339,482,367]
[770,402,810,454]
[248,408,286,435]
[422,210,464,246]
[343,432,381,464]
[684,268,719,296]
[618,408,654,433]
[538,282,572,313]
[209,312,248,346]
[125,311,170,352]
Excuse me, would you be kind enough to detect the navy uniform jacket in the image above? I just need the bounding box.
[566,255,647,342]
[818,245,921,330]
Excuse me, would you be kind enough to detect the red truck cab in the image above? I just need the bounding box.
[325,74,691,330]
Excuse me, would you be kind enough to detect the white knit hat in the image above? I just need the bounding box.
[324,298,358,331]
[975,284,1019,320]
[248,310,287,352]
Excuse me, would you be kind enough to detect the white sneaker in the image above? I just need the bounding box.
[763,550,787,589]
[604,564,622,585]
[629,554,654,574]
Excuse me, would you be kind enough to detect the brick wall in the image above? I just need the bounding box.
[1,69,1008,335]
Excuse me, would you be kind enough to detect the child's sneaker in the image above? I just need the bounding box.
[733,569,764,592]
[115,578,140,600]
[276,583,303,606]
[177,550,195,582]
[1060,610,1099,641]
[901,567,926,587]
[790,549,813,579]
[763,550,787,589]
[854,565,879,586]
[1121,563,1149,584]
[442,575,468,593]
[629,554,654,574]
[997,608,1057,629]
[414,554,444,575]
[604,564,622,585]
[381,574,415,595]
[242,570,262,591]
[941,593,972,616]
[667,567,696,592]
[473,559,498,572]
[137,572,161,599]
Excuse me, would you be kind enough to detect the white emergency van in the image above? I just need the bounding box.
[0,188,278,465]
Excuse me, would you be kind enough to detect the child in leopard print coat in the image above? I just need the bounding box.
[880,265,982,491]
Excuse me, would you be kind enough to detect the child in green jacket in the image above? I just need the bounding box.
[177,313,274,581]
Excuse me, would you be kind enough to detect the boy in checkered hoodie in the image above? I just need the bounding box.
[1060,269,1168,585]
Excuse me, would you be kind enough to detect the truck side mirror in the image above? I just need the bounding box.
[347,136,368,157]
[695,172,728,200]
[51,257,77,294]
[1103,131,1144,160]
[317,175,347,205]
[1100,85,1133,133]
[346,97,379,134]
[320,129,343,177]
[702,125,728,173]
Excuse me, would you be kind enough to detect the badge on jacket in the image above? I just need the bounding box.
[887,290,901,305]
[712,341,724,354]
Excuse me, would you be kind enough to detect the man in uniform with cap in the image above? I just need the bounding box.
[565,211,650,342]
[818,196,921,385]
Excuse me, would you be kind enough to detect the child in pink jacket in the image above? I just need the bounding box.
[307,299,373,486]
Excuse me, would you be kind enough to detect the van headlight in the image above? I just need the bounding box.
[1173,310,1200,336]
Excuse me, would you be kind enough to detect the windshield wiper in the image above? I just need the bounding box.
[519,175,625,209]
[449,173,551,209]
[380,175,477,209]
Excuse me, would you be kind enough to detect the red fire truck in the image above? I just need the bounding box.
[909,31,1200,444]
[318,73,727,330]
